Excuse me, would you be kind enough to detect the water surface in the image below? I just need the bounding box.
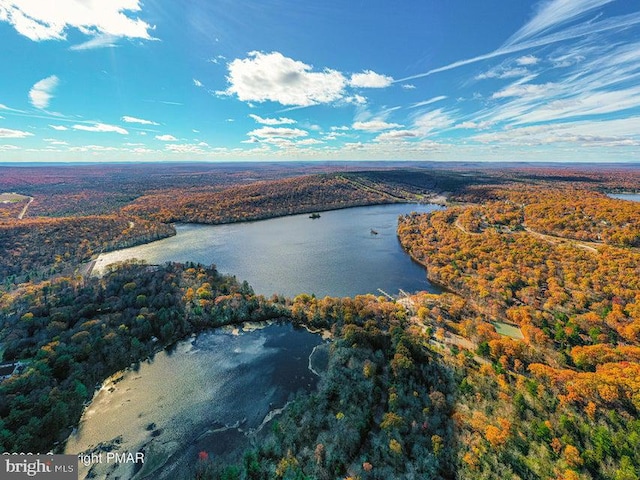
[65,323,323,480]
[608,193,640,202]
[96,203,441,298]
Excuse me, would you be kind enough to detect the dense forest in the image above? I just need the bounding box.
[398,185,640,480]
[0,261,284,453]
[1,163,639,479]
[0,216,175,287]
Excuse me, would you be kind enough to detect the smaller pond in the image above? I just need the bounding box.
[65,323,324,480]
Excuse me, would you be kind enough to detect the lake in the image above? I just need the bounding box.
[67,203,442,479]
[95,203,442,298]
[65,322,326,480]
[609,193,640,202]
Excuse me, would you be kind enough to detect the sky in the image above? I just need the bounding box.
[1,0,640,163]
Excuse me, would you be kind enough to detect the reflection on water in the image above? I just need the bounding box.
[65,323,323,480]
[95,203,442,298]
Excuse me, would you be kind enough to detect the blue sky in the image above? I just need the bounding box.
[1,0,640,162]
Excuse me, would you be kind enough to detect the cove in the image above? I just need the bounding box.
[95,203,442,298]
[65,322,325,479]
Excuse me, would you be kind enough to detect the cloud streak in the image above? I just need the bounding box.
[72,123,128,134]
[122,115,159,125]
[395,1,640,83]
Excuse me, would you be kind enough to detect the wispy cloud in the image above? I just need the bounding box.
[412,108,456,135]
[0,127,33,138]
[49,124,68,131]
[193,79,203,87]
[395,0,640,83]
[472,116,640,147]
[476,65,532,80]
[516,55,539,66]
[122,115,159,125]
[503,0,614,47]
[0,0,155,43]
[247,127,308,138]
[29,75,59,109]
[249,114,296,125]
[352,120,403,131]
[410,95,447,109]
[69,34,119,51]
[72,123,128,134]
[476,41,640,126]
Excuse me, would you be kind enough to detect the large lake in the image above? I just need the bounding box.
[95,203,442,298]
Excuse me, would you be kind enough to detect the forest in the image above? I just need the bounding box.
[0,162,639,479]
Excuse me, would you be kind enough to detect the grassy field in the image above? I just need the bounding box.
[0,192,29,203]
[492,321,525,339]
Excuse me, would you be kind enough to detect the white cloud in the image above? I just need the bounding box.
[330,126,349,131]
[29,75,59,109]
[349,70,394,88]
[247,127,308,138]
[165,143,208,154]
[352,120,403,131]
[401,84,416,90]
[69,144,119,152]
[375,130,419,142]
[492,82,550,99]
[476,41,640,127]
[476,66,531,80]
[295,138,324,146]
[49,124,68,131]
[516,55,539,66]
[344,94,367,105]
[0,127,33,138]
[454,120,493,130]
[248,114,296,125]
[222,51,347,106]
[410,95,447,109]
[0,0,155,43]
[413,108,455,135]
[395,1,638,83]
[155,134,178,141]
[193,79,203,87]
[472,117,640,147]
[504,0,614,47]
[72,122,128,134]
[122,115,159,125]
[69,34,118,50]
